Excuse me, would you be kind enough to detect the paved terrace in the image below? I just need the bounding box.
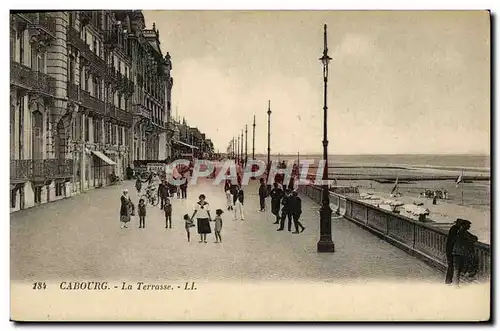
[11,179,442,283]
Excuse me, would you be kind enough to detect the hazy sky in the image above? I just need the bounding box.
[144,10,490,155]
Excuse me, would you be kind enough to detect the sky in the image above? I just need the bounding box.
[143,10,490,155]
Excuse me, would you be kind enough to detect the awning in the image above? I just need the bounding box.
[173,140,199,150]
[91,150,117,165]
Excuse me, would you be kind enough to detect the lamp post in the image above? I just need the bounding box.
[267,100,271,167]
[317,24,335,253]
[240,130,244,165]
[237,135,240,163]
[245,124,248,165]
[252,114,256,160]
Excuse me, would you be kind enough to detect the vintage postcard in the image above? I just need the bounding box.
[9,9,491,321]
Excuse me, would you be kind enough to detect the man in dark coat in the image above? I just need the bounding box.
[258,178,267,212]
[277,189,293,231]
[445,218,464,284]
[270,183,284,224]
[158,180,170,209]
[289,191,305,234]
[452,220,478,286]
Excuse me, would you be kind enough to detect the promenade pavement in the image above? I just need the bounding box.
[11,179,443,283]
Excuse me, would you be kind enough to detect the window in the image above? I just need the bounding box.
[93,77,98,97]
[11,188,17,208]
[85,73,89,91]
[34,186,42,204]
[38,54,45,73]
[106,122,110,144]
[118,126,123,145]
[111,125,116,145]
[55,182,64,197]
[93,38,97,54]
[69,56,75,84]
[10,33,15,60]
[84,116,89,142]
[18,96,24,159]
[118,95,122,109]
[69,12,74,28]
[19,30,24,65]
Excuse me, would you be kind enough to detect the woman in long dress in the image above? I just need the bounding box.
[120,189,134,229]
[190,194,212,243]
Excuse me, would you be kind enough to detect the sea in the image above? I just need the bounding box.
[258,154,490,170]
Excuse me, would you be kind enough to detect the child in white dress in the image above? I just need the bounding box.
[213,209,223,243]
[225,189,233,211]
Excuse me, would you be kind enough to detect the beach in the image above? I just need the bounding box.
[254,154,491,244]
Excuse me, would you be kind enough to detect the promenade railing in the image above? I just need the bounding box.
[298,184,491,279]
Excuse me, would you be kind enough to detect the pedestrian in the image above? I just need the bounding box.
[180,176,188,199]
[138,198,146,228]
[164,196,172,229]
[277,188,293,231]
[213,209,224,243]
[135,177,142,195]
[233,186,245,221]
[120,189,134,229]
[452,220,478,286]
[176,182,181,199]
[126,164,134,180]
[290,191,305,234]
[445,218,463,284]
[184,214,195,242]
[225,188,233,211]
[258,178,267,212]
[158,180,169,209]
[190,194,212,243]
[270,182,284,225]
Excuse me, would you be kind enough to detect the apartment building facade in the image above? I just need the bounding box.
[10,10,173,212]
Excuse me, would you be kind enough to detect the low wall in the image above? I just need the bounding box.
[298,184,491,279]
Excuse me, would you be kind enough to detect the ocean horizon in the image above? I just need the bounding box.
[247,153,490,170]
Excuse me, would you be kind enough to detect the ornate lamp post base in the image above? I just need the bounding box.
[317,201,335,252]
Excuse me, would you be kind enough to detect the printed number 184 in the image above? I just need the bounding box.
[33,282,47,290]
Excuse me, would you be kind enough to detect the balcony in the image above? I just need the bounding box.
[117,108,133,126]
[107,103,118,120]
[105,66,117,82]
[10,159,73,182]
[67,26,87,52]
[67,82,80,102]
[103,30,119,49]
[10,61,56,96]
[80,89,105,115]
[32,159,73,180]
[23,13,56,39]
[10,159,32,182]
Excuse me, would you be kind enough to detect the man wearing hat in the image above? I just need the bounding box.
[445,218,465,284]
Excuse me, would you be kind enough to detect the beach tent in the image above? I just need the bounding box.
[403,204,429,216]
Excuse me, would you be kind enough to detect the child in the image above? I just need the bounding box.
[164,197,172,229]
[214,209,223,243]
[225,189,233,211]
[184,214,195,242]
[135,177,142,194]
[138,198,146,228]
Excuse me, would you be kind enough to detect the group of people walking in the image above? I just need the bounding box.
[259,179,305,234]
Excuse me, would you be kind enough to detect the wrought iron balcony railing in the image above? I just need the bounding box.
[10,60,56,96]
[10,159,73,181]
[67,26,87,52]
[80,89,105,115]
[25,13,56,38]
[67,82,80,101]
[117,108,133,125]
